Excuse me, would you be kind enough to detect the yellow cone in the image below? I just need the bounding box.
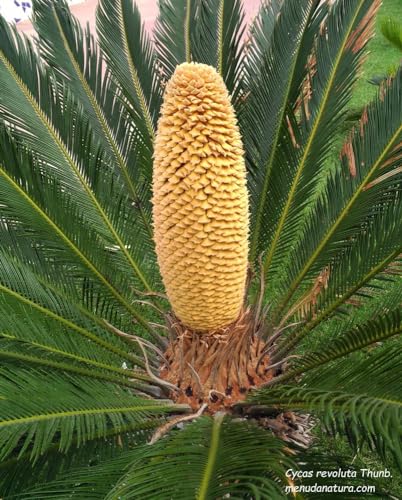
[152,62,249,332]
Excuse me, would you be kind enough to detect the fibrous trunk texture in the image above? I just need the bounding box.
[160,308,273,412]
[152,62,249,332]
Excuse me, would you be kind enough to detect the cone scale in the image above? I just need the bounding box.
[152,63,249,332]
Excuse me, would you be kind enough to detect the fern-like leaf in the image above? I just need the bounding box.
[249,344,402,467]
[274,64,402,319]
[19,416,295,499]
[0,367,184,462]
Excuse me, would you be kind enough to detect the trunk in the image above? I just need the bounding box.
[160,307,273,412]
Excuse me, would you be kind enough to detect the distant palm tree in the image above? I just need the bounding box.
[0,0,401,497]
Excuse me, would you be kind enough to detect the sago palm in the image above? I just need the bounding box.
[0,0,401,497]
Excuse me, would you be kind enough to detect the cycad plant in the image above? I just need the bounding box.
[0,0,401,497]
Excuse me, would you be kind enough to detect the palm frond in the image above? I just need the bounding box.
[0,421,158,498]
[110,416,294,499]
[0,129,157,331]
[271,307,402,386]
[96,0,160,141]
[250,0,381,277]
[0,220,141,334]
[249,344,402,466]
[33,0,156,243]
[154,0,193,79]
[20,416,295,499]
[0,227,172,386]
[0,210,167,373]
[0,367,183,463]
[155,0,245,98]
[0,209,158,341]
[0,334,152,390]
[274,64,402,319]
[323,271,402,329]
[240,0,324,264]
[215,0,245,94]
[0,19,157,302]
[192,0,246,97]
[271,198,402,357]
[0,260,141,366]
[0,258,152,384]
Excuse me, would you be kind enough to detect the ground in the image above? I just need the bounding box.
[350,0,401,110]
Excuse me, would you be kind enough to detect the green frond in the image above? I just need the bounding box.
[0,219,160,370]
[249,0,381,276]
[241,0,324,264]
[0,268,140,366]
[0,422,158,498]
[314,202,402,317]
[326,273,402,329]
[249,344,402,466]
[96,0,160,140]
[33,0,156,243]
[272,199,402,357]
[0,18,157,302]
[192,0,245,97]
[0,328,152,394]
[19,416,295,499]
[293,258,402,354]
[0,215,156,339]
[272,308,402,386]
[0,347,137,392]
[154,0,194,78]
[155,0,245,97]
[216,0,245,96]
[0,116,155,331]
[0,367,182,463]
[111,416,293,500]
[274,64,402,319]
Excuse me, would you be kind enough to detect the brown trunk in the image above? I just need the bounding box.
[159,307,273,412]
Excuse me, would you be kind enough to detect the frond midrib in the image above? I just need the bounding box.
[261,0,366,273]
[0,48,153,296]
[184,0,192,63]
[276,121,402,318]
[50,4,154,243]
[117,0,155,138]
[0,164,151,332]
[216,0,224,75]
[0,403,171,428]
[197,414,224,500]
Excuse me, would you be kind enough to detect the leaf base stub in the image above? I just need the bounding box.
[159,308,273,412]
